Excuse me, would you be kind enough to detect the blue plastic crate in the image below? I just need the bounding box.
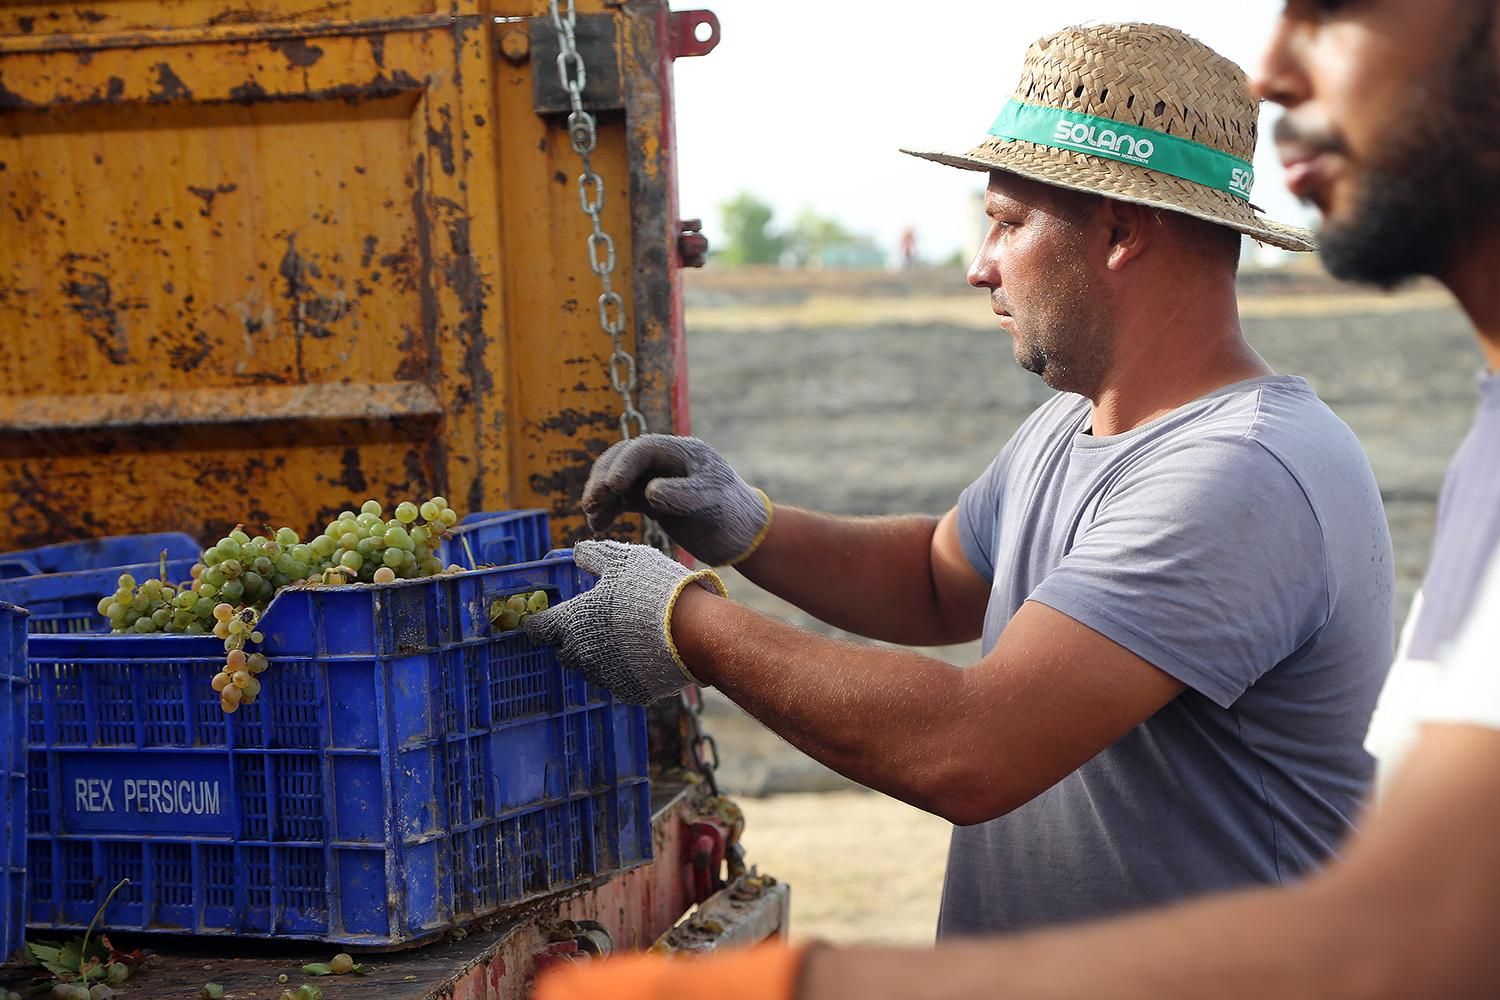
[24,553,651,948]
[0,534,200,578]
[0,560,200,635]
[0,604,27,963]
[441,510,551,570]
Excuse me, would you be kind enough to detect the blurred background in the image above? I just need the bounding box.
[668,1,1478,946]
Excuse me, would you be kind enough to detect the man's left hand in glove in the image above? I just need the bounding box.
[525,539,728,705]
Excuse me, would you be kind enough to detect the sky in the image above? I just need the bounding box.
[672,1,1311,265]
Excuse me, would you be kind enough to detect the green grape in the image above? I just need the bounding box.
[214,538,241,559]
[229,529,250,545]
[220,579,244,603]
[151,607,172,627]
[131,592,151,613]
[106,601,127,622]
[190,562,205,579]
[356,537,379,559]
[419,501,440,521]
[361,499,383,517]
[173,591,196,609]
[339,550,363,572]
[527,591,549,614]
[252,556,273,577]
[185,622,207,635]
[290,543,313,563]
[439,508,458,527]
[289,561,309,579]
[505,594,528,615]
[220,559,242,580]
[204,566,226,588]
[420,556,443,576]
[383,524,411,549]
[133,618,158,634]
[338,510,357,523]
[431,496,449,510]
[242,571,265,596]
[171,610,195,630]
[382,547,405,569]
[198,582,218,599]
[497,608,521,630]
[97,596,113,617]
[118,573,137,590]
[310,535,337,558]
[373,566,397,584]
[395,501,419,524]
[250,630,264,644]
[410,525,431,545]
[247,653,269,674]
[276,527,299,546]
[203,547,223,567]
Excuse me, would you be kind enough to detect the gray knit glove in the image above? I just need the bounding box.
[525,540,728,705]
[582,435,773,566]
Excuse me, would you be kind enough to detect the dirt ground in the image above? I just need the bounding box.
[682,265,1479,945]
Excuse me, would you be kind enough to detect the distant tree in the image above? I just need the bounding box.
[786,211,855,268]
[719,193,786,266]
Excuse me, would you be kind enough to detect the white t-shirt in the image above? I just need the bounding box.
[1368,555,1500,780]
[1368,374,1500,778]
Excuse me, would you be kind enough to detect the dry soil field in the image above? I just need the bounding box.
[682,265,1478,945]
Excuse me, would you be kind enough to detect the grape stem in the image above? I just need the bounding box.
[80,877,129,980]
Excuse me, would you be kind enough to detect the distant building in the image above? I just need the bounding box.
[815,238,888,270]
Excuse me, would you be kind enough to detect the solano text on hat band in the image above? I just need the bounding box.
[988,100,1256,200]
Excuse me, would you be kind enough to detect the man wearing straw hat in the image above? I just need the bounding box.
[530,22,1394,937]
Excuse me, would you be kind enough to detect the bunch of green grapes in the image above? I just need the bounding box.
[106,496,466,714]
[492,589,550,630]
[309,497,460,586]
[97,573,215,635]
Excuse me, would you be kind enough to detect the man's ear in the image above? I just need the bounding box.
[1100,199,1151,271]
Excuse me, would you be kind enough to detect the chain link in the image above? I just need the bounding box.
[549,0,672,553]
[549,4,728,828]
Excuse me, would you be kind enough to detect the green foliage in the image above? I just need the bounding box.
[718,192,786,266]
[786,211,855,268]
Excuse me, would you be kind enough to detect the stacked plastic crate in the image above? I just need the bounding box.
[0,603,26,962]
[6,513,652,949]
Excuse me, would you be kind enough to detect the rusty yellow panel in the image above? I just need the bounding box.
[0,2,680,550]
[0,2,436,37]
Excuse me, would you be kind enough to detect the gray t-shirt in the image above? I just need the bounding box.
[940,375,1395,936]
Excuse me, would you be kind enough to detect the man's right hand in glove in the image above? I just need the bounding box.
[582,435,773,567]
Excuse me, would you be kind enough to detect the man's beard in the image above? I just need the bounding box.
[1012,302,1112,396]
[1319,7,1500,287]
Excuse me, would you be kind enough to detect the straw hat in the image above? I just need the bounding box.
[904,23,1315,252]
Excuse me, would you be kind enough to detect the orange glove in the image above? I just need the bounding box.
[533,943,809,1000]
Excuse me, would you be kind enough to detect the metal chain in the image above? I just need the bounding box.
[549,0,672,553]
[548,5,729,823]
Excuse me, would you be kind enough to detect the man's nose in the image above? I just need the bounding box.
[1251,14,1311,108]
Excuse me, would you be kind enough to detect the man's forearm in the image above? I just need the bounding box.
[801,724,1500,1000]
[735,504,973,645]
[672,585,979,820]
[801,881,1356,1000]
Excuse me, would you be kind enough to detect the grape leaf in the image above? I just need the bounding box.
[301,964,333,976]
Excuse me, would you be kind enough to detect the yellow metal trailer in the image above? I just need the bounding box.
[0,0,709,549]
